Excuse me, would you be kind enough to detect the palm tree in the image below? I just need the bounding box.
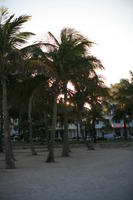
[0,8,34,168]
[22,44,58,162]
[72,67,107,145]
[28,75,52,156]
[86,75,109,143]
[111,77,133,140]
[71,75,91,148]
[44,28,93,156]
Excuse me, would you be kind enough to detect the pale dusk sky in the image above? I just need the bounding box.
[1,0,133,86]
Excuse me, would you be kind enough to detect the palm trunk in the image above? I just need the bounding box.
[1,78,15,168]
[62,82,70,157]
[28,93,37,155]
[79,115,85,138]
[18,112,22,140]
[79,114,94,150]
[46,95,57,162]
[123,118,127,140]
[76,120,79,140]
[0,112,3,152]
[92,118,97,143]
[43,111,49,149]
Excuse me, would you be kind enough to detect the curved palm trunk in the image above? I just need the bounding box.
[1,78,15,168]
[123,118,127,140]
[28,94,37,155]
[62,82,70,157]
[46,95,57,162]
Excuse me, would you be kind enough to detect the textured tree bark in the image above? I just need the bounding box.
[46,95,57,162]
[28,94,37,155]
[1,78,15,168]
[62,82,70,157]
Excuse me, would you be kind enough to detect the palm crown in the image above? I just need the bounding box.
[0,7,34,76]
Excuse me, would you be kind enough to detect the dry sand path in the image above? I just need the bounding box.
[0,146,133,200]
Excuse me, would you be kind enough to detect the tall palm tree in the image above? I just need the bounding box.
[0,8,34,168]
[22,44,58,162]
[44,28,93,156]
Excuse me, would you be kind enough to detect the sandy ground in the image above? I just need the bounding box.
[0,146,133,200]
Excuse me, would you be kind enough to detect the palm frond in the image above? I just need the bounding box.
[40,42,58,49]
[48,32,60,46]
[7,15,31,41]
[12,32,35,47]
[0,7,9,24]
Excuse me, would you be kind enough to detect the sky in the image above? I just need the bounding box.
[1,0,133,86]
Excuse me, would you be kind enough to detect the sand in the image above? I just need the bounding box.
[0,146,133,200]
